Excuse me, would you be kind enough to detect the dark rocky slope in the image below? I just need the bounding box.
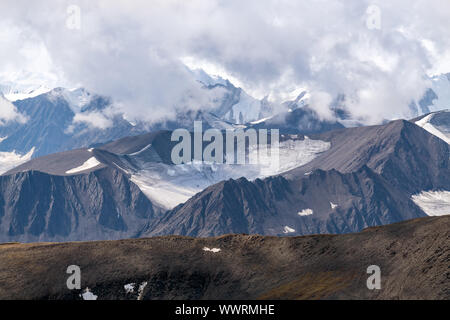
[0,216,448,300]
[285,120,450,194]
[140,166,425,237]
[0,167,156,242]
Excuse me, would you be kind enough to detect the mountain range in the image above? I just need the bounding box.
[0,69,448,243]
[0,109,448,242]
[140,118,449,238]
[0,68,449,304]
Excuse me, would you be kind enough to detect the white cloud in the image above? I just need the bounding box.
[0,147,34,174]
[71,111,113,130]
[0,95,28,124]
[0,0,449,124]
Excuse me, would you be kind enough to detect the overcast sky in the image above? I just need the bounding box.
[0,0,449,124]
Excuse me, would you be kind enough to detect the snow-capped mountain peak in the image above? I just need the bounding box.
[47,87,93,112]
[0,70,59,102]
[1,84,52,102]
[190,68,228,87]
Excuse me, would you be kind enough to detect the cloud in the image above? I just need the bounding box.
[0,147,34,174]
[0,0,449,125]
[0,95,28,125]
[70,111,113,130]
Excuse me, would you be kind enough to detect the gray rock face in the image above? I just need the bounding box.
[285,119,450,194]
[0,167,156,242]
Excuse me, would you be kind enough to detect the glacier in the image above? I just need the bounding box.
[412,190,450,216]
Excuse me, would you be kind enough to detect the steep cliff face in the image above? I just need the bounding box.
[0,167,156,242]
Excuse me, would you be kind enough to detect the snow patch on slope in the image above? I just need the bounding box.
[66,157,101,174]
[412,190,450,216]
[283,226,296,233]
[252,136,331,177]
[250,116,273,125]
[80,288,98,300]
[130,173,198,209]
[129,144,152,156]
[203,247,221,253]
[421,122,449,144]
[415,114,450,144]
[298,209,313,216]
[137,282,148,300]
[124,283,135,293]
